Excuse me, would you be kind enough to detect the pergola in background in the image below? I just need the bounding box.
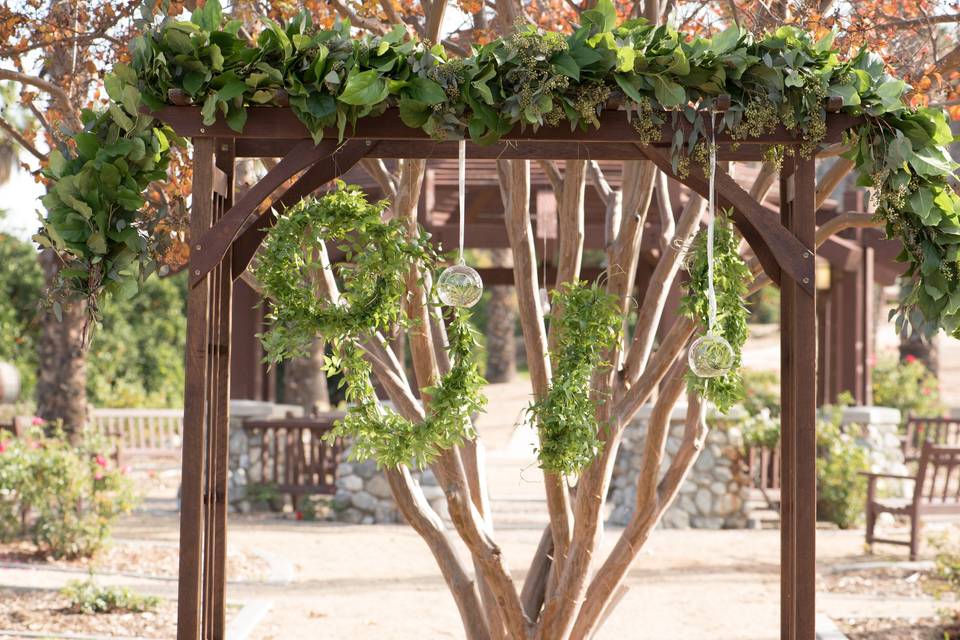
[153,102,855,640]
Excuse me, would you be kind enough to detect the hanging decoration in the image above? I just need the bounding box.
[436,139,484,308]
[253,182,487,467]
[688,112,736,380]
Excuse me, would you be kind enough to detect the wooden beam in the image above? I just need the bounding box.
[153,106,857,146]
[189,140,342,288]
[638,145,815,294]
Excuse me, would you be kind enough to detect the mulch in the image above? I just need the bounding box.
[0,588,178,639]
[837,617,960,640]
[0,539,270,582]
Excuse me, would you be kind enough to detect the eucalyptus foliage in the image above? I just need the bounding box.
[253,184,485,467]
[35,0,960,356]
[530,281,621,475]
[681,213,751,412]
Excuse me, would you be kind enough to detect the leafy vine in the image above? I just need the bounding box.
[530,281,621,475]
[680,212,751,412]
[252,183,486,467]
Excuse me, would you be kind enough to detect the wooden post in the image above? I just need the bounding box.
[779,156,817,640]
[177,138,235,640]
[177,138,215,639]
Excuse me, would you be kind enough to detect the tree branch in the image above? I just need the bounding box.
[329,0,387,34]
[0,116,46,162]
[0,69,82,132]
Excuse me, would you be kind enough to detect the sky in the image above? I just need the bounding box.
[1,157,43,241]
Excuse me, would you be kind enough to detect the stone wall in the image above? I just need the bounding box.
[330,453,448,524]
[228,400,303,513]
[608,404,909,530]
[608,403,751,529]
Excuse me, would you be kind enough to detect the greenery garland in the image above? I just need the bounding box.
[36,0,960,344]
[680,212,751,412]
[530,281,621,475]
[252,183,486,467]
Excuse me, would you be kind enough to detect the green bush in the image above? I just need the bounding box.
[815,403,870,530]
[0,230,43,401]
[61,578,160,614]
[872,354,943,422]
[0,427,137,558]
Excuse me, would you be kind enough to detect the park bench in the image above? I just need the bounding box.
[241,411,347,509]
[89,408,183,466]
[864,441,960,560]
[902,416,960,463]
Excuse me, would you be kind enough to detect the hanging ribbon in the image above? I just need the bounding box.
[706,110,718,333]
[458,138,466,265]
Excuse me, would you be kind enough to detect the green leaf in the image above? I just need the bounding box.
[339,70,389,106]
[616,46,635,72]
[398,98,430,128]
[192,0,222,31]
[226,105,247,132]
[74,132,100,160]
[405,77,446,105]
[710,25,742,54]
[827,83,860,107]
[552,52,580,80]
[108,104,135,131]
[653,76,686,108]
[217,77,247,101]
[582,0,617,32]
[87,231,107,254]
[614,75,645,103]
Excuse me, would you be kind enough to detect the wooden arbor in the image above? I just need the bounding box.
[156,104,855,639]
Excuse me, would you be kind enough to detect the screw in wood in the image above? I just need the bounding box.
[802,277,810,284]
[194,269,201,276]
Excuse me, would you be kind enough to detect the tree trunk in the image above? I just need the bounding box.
[36,250,88,435]
[485,249,517,383]
[282,339,330,413]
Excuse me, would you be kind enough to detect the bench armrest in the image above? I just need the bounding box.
[858,471,915,481]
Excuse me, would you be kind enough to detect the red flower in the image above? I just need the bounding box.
[95,455,108,468]
[295,511,304,521]
[94,470,104,481]
[31,416,43,426]
[905,354,917,364]
[0,441,6,453]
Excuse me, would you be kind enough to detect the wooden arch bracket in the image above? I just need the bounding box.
[230,140,375,280]
[189,139,354,288]
[638,145,815,294]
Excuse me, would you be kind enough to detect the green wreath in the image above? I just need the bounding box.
[254,183,486,467]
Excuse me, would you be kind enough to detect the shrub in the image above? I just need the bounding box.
[62,578,160,614]
[0,427,137,558]
[872,354,943,422]
[815,403,870,530]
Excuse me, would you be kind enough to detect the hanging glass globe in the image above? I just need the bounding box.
[437,262,483,308]
[539,287,551,314]
[688,333,735,378]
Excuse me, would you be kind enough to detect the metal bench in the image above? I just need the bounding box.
[864,441,960,560]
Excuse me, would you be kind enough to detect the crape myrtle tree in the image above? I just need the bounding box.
[12,1,960,640]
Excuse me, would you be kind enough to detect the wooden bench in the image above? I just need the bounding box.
[242,411,347,508]
[88,408,183,465]
[864,442,960,560]
[903,416,960,462]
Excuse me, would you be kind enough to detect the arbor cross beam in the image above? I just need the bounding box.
[156,104,843,640]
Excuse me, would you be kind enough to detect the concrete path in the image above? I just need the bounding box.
[0,378,945,639]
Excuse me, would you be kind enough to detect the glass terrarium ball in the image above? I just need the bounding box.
[688,333,735,378]
[437,263,484,308]
[539,287,551,314]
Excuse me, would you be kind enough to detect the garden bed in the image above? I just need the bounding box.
[0,540,270,582]
[0,588,178,639]
[837,617,959,640]
[821,564,958,639]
